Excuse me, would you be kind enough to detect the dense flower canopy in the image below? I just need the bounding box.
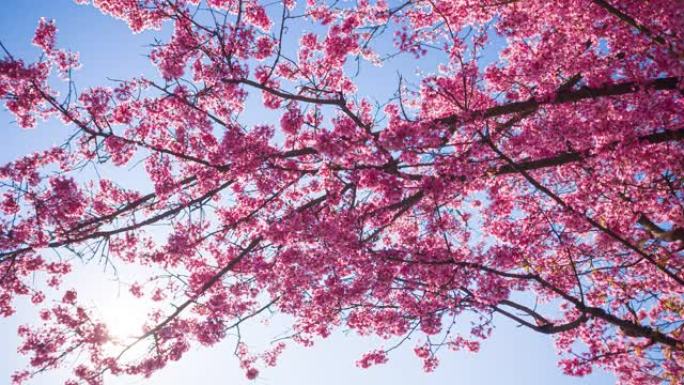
[1,1,683,384]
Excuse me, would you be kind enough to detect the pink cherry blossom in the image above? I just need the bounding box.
[1,1,683,385]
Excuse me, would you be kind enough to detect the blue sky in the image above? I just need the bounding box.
[0,1,615,384]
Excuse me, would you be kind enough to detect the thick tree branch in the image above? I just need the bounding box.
[495,127,684,174]
[437,77,682,127]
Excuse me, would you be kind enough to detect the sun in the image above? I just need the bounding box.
[96,289,151,347]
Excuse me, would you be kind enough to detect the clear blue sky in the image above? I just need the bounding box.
[0,2,614,384]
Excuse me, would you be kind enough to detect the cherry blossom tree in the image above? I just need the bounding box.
[1,0,683,384]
